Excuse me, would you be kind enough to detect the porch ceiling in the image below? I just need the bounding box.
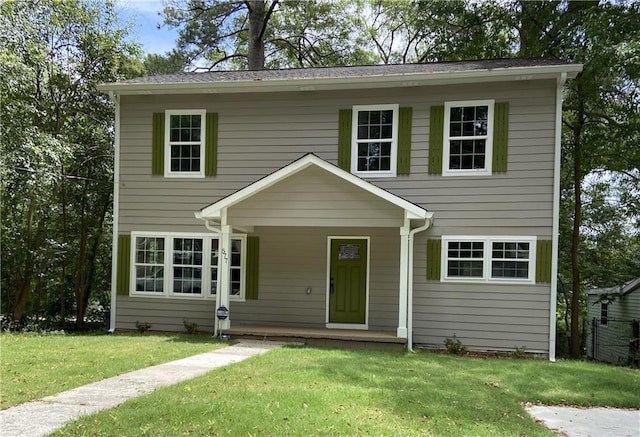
[195,154,431,228]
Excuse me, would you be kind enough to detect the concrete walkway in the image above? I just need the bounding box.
[526,405,640,437]
[0,340,282,437]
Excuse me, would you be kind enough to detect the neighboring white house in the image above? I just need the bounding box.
[98,59,583,359]
[586,278,640,366]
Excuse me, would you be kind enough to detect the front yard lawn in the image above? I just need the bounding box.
[0,332,223,409]
[51,346,639,436]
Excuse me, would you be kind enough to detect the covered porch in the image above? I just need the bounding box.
[195,154,433,347]
[222,324,406,351]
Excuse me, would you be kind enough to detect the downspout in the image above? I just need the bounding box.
[406,213,434,351]
[108,91,120,333]
[549,72,567,362]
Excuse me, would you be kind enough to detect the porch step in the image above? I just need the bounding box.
[221,325,406,351]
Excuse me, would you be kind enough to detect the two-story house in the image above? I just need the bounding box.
[99,59,582,359]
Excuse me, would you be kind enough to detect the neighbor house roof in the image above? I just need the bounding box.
[587,278,640,297]
[98,58,583,95]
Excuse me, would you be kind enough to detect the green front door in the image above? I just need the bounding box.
[329,239,367,324]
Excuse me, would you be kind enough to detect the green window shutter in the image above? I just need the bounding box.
[426,239,442,280]
[397,107,412,175]
[245,236,260,300]
[152,113,165,175]
[492,102,509,173]
[428,106,444,175]
[205,112,218,176]
[536,239,553,283]
[116,234,131,296]
[338,109,352,171]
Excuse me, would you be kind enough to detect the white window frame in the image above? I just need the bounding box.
[351,104,399,178]
[164,109,207,178]
[130,231,246,301]
[441,236,536,284]
[443,100,494,177]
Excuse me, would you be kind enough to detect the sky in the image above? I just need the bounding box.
[115,0,179,55]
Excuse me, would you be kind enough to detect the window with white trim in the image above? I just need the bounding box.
[172,237,203,294]
[165,110,206,177]
[351,104,398,177]
[134,237,165,293]
[443,100,494,176]
[442,236,536,283]
[132,232,245,299]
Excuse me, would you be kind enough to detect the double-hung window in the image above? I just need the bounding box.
[443,100,494,176]
[134,237,165,293]
[442,236,536,283]
[351,104,399,177]
[132,232,245,300]
[600,303,608,326]
[165,109,206,177]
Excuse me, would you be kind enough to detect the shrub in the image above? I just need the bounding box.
[135,321,151,333]
[183,320,198,334]
[444,334,467,355]
[512,345,527,358]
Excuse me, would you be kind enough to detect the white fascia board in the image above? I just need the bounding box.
[195,154,428,221]
[98,64,583,96]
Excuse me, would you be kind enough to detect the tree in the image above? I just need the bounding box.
[355,0,640,357]
[367,0,513,64]
[0,0,143,326]
[163,0,373,70]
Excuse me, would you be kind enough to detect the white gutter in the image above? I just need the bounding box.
[549,72,567,361]
[108,91,120,333]
[406,213,434,351]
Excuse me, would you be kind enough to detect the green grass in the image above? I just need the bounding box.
[0,332,223,409]
[52,346,640,436]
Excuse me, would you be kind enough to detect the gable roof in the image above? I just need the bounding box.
[587,277,640,297]
[195,153,431,223]
[99,58,582,95]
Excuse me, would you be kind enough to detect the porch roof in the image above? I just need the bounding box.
[195,154,431,226]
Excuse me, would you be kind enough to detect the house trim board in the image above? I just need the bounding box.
[325,236,371,329]
[108,91,120,332]
[549,72,567,361]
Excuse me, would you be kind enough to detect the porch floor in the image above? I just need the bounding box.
[221,324,406,351]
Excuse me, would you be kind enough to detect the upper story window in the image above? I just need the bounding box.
[442,236,536,284]
[443,100,494,176]
[351,104,398,177]
[165,109,206,178]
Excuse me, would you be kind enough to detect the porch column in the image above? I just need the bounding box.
[397,224,410,338]
[218,224,232,331]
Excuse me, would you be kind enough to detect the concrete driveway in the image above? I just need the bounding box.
[526,405,639,437]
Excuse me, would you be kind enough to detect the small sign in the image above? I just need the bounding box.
[216,305,229,320]
[339,244,360,260]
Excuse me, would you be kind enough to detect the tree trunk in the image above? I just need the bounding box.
[12,198,37,322]
[246,0,266,70]
[570,89,586,358]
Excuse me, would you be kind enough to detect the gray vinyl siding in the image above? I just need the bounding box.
[116,226,400,332]
[412,232,551,352]
[586,291,640,365]
[227,166,404,227]
[118,80,556,235]
[116,79,558,352]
